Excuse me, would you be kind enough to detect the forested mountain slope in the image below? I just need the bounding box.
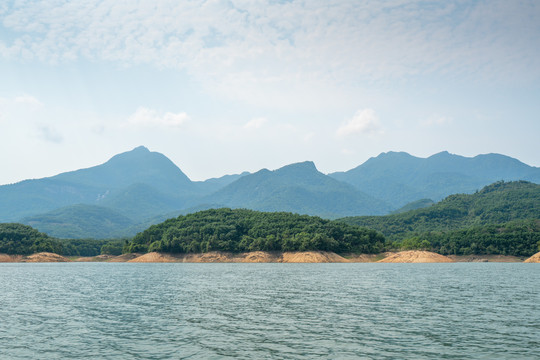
[340,181,540,240]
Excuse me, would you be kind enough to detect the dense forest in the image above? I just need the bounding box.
[124,208,386,254]
[340,181,539,240]
[392,220,540,256]
[339,181,540,256]
[0,223,123,256]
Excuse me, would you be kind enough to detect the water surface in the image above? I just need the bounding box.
[1,263,539,359]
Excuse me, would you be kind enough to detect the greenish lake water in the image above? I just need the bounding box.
[0,263,539,359]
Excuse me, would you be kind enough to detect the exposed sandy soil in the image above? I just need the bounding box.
[74,254,117,262]
[524,252,540,263]
[108,253,141,262]
[0,254,23,262]
[236,251,280,263]
[449,255,524,263]
[377,250,454,263]
[23,252,71,262]
[128,252,179,263]
[5,250,532,263]
[181,251,234,263]
[345,253,390,262]
[279,251,349,263]
[123,251,349,263]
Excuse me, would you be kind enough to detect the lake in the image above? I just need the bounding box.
[0,263,539,359]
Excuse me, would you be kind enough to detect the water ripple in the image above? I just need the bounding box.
[0,263,539,359]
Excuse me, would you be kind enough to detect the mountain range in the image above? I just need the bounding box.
[1,146,538,238]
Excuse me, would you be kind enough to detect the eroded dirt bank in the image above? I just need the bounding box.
[2,250,534,263]
[126,251,350,263]
[524,252,540,263]
[449,255,524,263]
[377,250,454,263]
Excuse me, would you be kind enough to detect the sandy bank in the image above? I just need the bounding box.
[126,251,349,263]
[279,251,348,263]
[0,254,23,262]
[377,251,454,263]
[449,255,524,263]
[4,251,533,263]
[524,252,540,263]
[345,253,389,262]
[108,253,141,262]
[74,254,117,262]
[128,252,179,263]
[23,252,71,262]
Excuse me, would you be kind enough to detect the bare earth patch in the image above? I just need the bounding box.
[237,251,280,263]
[345,253,389,262]
[524,252,540,263]
[0,254,23,262]
[23,252,71,262]
[108,253,142,262]
[279,251,349,263]
[449,255,524,263]
[128,252,179,263]
[377,250,453,263]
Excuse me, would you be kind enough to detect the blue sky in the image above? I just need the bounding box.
[1,0,539,184]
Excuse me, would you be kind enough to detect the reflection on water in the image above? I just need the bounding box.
[0,263,539,359]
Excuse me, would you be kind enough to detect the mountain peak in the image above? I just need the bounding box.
[428,150,453,158]
[276,161,317,173]
[131,145,150,153]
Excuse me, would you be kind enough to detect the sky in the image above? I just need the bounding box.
[1,0,539,185]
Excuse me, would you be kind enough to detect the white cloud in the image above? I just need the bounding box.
[0,0,538,109]
[127,107,189,128]
[0,94,43,123]
[336,109,381,137]
[14,95,43,106]
[244,117,267,129]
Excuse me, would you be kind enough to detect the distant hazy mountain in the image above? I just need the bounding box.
[0,146,196,222]
[204,161,391,218]
[53,145,193,193]
[390,199,435,214]
[330,151,540,208]
[2,147,538,239]
[22,204,135,239]
[194,172,250,194]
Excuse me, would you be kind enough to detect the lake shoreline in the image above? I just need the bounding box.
[1,250,533,263]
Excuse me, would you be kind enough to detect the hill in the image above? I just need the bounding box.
[203,161,391,218]
[340,181,539,239]
[330,151,540,208]
[0,223,63,255]
[124,208,386,254]
[21,204,135,239]
[0,222,124,256]
[391,199,434,214]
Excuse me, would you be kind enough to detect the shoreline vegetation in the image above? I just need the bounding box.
[1,183,538,263]
[1,250,537,263]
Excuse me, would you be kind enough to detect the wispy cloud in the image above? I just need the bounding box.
[126,107,189,128]
[14,95,43,106]
[244,117,267,129]
[336,109,382,137]
[0,0,538,107]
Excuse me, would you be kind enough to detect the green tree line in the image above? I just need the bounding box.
[0,223,124,256]
[124,208,386,254]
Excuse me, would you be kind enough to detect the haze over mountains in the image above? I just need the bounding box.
[1,146,539,238]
